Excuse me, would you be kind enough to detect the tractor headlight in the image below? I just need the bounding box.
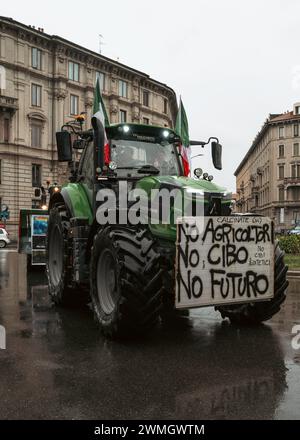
[109,161,118,170]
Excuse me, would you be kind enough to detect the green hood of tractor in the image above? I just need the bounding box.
[136,175,227,194]
[136,175,231,242]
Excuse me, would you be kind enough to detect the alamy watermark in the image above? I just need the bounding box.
[95,181,206,231]
[291,325,300,350]
[0,325,6,350]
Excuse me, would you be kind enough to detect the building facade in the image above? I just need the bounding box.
[235,102,300,232]
[0,16,177,239]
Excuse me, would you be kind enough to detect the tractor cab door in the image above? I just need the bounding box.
[77,141,94,208]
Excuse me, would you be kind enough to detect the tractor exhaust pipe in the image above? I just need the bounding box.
[91,116,105,173]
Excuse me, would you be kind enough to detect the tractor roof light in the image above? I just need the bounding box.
[208,175,214,181]
[162,130,169,138]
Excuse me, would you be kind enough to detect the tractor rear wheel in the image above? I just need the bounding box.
[216,241,288,325]
[90,226,163,338]
[46,204,72,305]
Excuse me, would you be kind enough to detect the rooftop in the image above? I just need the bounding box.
[0,16,177,99]
[234,104,300,176]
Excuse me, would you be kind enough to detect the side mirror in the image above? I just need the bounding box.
[34,188,41,197]
[211,141,222,170]
[56,131,72,162]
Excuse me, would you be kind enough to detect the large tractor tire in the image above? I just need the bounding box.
[90,226,163,339]
[46,204,72,305]
[216,241,288,325]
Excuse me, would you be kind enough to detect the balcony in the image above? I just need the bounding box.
[274,200,300,208]
[284,177,300,187]
[0,95,18,114]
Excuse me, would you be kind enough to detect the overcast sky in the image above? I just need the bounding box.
[2,0,300,190]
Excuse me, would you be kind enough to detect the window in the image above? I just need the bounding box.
[291,164,300,178]
[163,98,168,114]
[32,164,41,187]
[31,123,42,147]
[293,143,299,156]
[119,110,127,123]
[31,47,42,70]
[278,144,284,158]
[32,199,41,209]
[96,71,105,91]
[0,160,1,184]
[68,61,79,81]
[31,84,42,107]
[70,95,79,115]
[295,106,300,115]
[3,118,9,142]
[143,117,150,125]
[119,80,127,98]
[142,90,149,107]
[294,124,299,137]
[278,187,284,202]
[278,126,284,139]
[278,165,284,180]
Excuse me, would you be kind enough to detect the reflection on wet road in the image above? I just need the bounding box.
[0,251,299,419]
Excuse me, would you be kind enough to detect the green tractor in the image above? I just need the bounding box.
[46,117,288,338]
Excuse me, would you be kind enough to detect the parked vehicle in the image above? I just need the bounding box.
[0,228,10,248]
[288,226,300,235]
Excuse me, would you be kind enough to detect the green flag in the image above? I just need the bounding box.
[175,98,189,147]
[93,76,110,127]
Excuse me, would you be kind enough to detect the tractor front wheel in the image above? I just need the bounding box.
[90,226,163,338]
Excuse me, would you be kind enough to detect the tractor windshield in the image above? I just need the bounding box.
[110,139,181,177]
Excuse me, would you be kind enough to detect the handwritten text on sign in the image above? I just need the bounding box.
[175,216,274,309]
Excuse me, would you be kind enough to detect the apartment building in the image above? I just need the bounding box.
[235,103,300,232]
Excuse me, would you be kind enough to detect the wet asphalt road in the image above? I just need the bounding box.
[0,250,299,420]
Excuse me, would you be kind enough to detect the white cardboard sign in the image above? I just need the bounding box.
[175,216,274,309]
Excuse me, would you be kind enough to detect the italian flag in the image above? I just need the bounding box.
[175,98,191,176]
[93,77,110,164]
